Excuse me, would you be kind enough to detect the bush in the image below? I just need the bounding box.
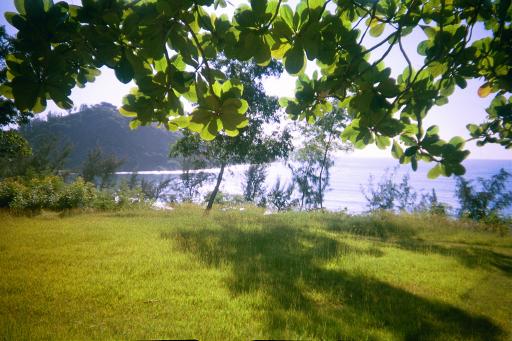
[266,178,298,212]
[91,190,118,211]
[456,168,512,221]
[0,177,24,208]
[55,177,97,210]
[116,183,147,208]
[362,168,446,215]
[203,191,245,206]
[8,176,63,215]
[0,175,142,214]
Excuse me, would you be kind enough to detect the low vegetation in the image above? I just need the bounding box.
[1,207,511,340]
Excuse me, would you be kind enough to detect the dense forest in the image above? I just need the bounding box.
[18,102,180,171]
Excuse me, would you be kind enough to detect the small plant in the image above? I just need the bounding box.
[362,169,398,211]
[266,178,297,212]
[0,177,24,207]
[362,168,447,214]
[0,175,146,214]
[416,189,449,216]
[8,176,63,215]
[203,191,245,206]
[455,168,512,221]
[55,177,97,210]
[91,190,118,211]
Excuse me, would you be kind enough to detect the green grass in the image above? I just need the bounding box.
[0,206,511,340]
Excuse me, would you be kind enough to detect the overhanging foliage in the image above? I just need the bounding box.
[1,0,511,177]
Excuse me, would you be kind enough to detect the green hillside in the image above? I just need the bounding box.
[18,103,180,171]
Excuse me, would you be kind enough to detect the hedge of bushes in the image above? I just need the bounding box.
[0,176,148,215]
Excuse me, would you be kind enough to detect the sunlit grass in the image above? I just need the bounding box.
[0,206,511,340]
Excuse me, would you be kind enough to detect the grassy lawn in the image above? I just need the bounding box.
[0,206,511,340]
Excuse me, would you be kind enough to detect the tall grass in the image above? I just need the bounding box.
[0,207,511,340]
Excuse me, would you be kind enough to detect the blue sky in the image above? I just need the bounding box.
[1,0,510,160]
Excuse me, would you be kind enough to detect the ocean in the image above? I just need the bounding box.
[116,157,512,215]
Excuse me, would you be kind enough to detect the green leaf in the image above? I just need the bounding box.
[369,22,385,37]
[14,0,26,15]
[273,20,294,41]
[466,124,480,136]
[284,45,305,75]
[455,76,467,89]
[189,109,212,132]
[119,106,137,117]
[404,146,418,156]
[435,97,448,106]
[427,164,444,179]
[425,125,439,136]
[391,140,403,158]
[449,136,465,149]
[417,40,430,56]
[224,129,239,137]
[114,55,134,84]
[24,0,45,18]
[221,111,247,131]
[375,135,390,149]
[279,5,294,31]
[253,36,272,66]
[452,163,466,176]
[129,120,141,130]
[200,120,217,141]
[204,95,221,110]
[411,156,418,171]
[221,98,243,115]
[42,0,53,11]
[170,115,190,128]
[428,61,447,78]
[377,78,399,98]
[251,0,267,16]
[421,25,436,38]
[12,76,39,111]
[278,97,289,108]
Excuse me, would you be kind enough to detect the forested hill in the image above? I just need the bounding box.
[19,103,181,171]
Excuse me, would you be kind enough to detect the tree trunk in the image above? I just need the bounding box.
[318,134,334,209]
[206,163,226,210]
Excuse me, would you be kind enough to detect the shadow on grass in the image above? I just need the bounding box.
[162,217,504,340]
[322,213,512,276]
[395,239,512,276]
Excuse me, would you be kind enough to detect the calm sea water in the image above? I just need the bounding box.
[117,157,512,215]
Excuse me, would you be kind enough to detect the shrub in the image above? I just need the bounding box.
[8,176,63,215]
[203,191,245,206]
[91,190,118,211]
[116,183,147,208]
[266,178,298,212]
[362,168,447,214]
[455,168,512,221]
[0,177,24,207]
[0,176,121,214]
[55,177,97,210]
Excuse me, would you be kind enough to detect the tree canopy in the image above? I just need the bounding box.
[1,0,511,177]
[171,57,293,209]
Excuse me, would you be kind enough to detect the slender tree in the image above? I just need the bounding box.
[291,107,352,210]
[171,58,293,210]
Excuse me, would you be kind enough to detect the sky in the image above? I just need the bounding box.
[0,0,510,160]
